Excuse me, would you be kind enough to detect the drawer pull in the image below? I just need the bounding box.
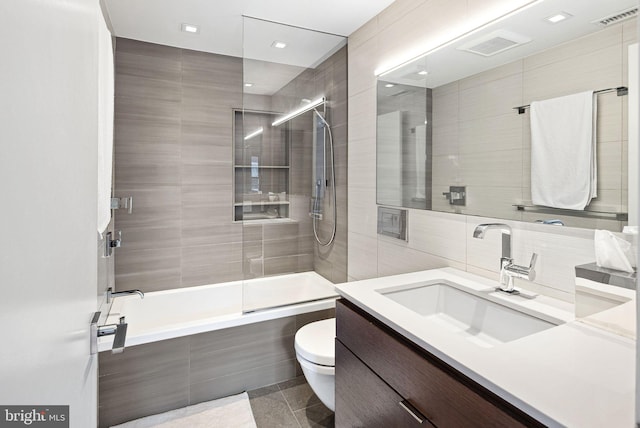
[399,399,427,424]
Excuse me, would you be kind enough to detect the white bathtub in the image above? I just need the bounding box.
[98,271,337,352]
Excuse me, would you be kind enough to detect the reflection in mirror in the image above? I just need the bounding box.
[376,0,638,231]
[376,82,431,209]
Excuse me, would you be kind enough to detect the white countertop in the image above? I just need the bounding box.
[335,268,635,427]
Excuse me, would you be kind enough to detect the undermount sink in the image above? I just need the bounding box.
[379,281,558,348]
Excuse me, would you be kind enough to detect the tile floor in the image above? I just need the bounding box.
[248,376,334,428]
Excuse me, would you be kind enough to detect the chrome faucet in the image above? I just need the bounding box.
[107,287,144,304]
[473,223,537,293]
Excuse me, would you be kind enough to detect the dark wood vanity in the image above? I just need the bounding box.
[335,299,546,427]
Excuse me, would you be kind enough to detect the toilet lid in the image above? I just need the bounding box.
[294,318,335,366]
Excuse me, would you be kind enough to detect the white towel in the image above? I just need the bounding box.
[97,14,114,234]
[530,91,597,210]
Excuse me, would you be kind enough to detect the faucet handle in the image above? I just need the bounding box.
[528,253,538,269]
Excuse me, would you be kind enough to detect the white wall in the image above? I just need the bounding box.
[347,0,635,303]
[0,0,101,426]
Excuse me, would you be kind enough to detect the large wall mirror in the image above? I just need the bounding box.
[377,0,638,231]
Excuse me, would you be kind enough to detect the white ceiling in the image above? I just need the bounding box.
[381,0,637,88]
[103,0,394,95]
[103,0,394,59]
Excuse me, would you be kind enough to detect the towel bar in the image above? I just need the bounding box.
[513,86,628,114]
[513,204,627,221]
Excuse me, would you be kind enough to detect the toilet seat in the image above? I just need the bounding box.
[294,318,335,367]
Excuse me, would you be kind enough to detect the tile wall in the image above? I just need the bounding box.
[347,0,637,302]
[98,308,334,427]
[267,47,349,284]
[113,38,242,292]
[113,39,347,292]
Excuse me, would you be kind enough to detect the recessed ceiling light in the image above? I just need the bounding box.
[385,84,395,88]
[271,41,287,49]
[418,70,428,76]
[545,12,572,24]
[181,23,200,34]
[244,83,253,87]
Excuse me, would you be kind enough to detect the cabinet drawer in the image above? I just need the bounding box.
[335,340,434,428]
[336,299,544,428]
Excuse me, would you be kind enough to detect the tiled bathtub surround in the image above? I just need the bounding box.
[347,1,637,302]
[113,38,348,292]
[113,38,242,292]
[98,308,334,427]
[267,46,349,284]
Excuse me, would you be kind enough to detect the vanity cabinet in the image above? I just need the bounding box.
[335,299,544,428]
[336,340,435,427]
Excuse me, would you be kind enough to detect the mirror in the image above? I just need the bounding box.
[377,0,638,230]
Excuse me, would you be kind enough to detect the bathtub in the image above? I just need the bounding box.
[98,271,337,427]
[98,271,338,352]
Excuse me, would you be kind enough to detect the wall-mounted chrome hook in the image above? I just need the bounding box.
[104,230,122,258]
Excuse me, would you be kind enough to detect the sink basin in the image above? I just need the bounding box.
[380,281,558,348]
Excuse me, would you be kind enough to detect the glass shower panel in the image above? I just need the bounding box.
[240,17,345,313]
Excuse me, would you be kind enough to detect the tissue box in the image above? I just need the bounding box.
[594,230,634,273]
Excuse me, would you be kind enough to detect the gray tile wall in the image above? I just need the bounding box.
[315,47,349,284]
[114,37,243,292]
[114,39,348,292]
[98,308,334,427]
[266,47,349,283]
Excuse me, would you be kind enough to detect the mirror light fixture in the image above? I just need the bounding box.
[244,127,264,141]
[271,41,287,49]
[181,23,200,34]
[272,97,325,127]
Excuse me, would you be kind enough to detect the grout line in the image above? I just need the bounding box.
[276,380,303,428]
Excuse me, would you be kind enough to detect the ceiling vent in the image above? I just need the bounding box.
[593,7,638,27]
[457,30,531,57]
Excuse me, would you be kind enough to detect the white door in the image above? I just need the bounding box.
[0,0,101,426]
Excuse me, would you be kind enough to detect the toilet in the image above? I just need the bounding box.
[294,318,336,411]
